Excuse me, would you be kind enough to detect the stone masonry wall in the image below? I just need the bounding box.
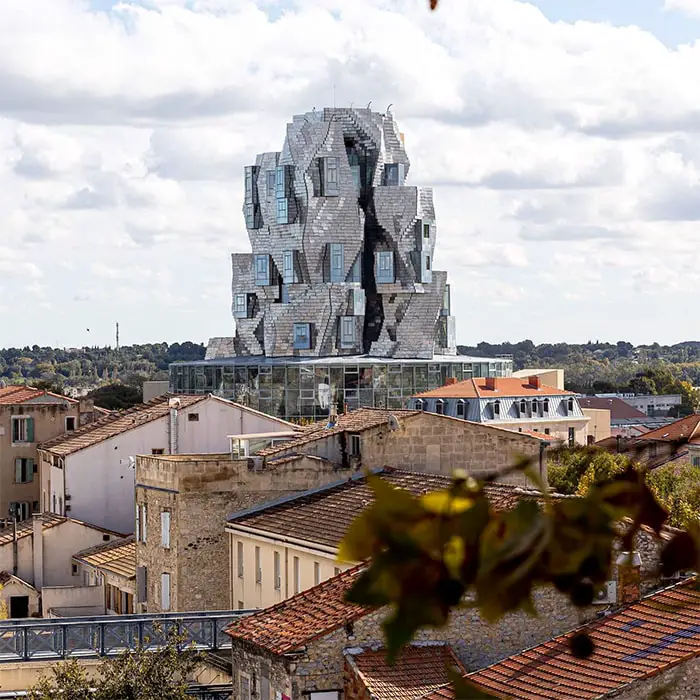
[136,454,354,612]
[230,640,292,700]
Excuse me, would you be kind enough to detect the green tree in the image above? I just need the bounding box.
[547,448,631,495]
[87,383,143,410]
[28,627,201,700]
[647,461,700,528]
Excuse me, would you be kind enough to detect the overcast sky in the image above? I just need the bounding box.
[3,0,700,349]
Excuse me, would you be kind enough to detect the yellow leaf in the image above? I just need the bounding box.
[444,536,465,578]
[421,491,475,515]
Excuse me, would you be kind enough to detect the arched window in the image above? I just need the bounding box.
[520,399,527,415]
[543,398,550,414]
[568,397,575,412]
[435,399,444,415]
[532,399,539,416]
[457,399,465,418]
[415,399,424,411]
[493,400,500,417]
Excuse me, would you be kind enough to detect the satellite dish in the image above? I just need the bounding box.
[387,415,400,431]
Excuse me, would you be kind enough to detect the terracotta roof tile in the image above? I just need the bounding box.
[227,469,552,549]
[73,536,135,579]
[346,644,467,700]
[466,577,700,700]
[634,414,700,444]
[0,385,77,405]
[257,408,420,457]
[226,564,368,654]
[413,378,573,400]
[39,394,207,456]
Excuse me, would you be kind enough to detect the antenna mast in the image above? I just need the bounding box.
[116,322,120,351]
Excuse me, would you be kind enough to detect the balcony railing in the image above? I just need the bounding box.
[0,609,252,663]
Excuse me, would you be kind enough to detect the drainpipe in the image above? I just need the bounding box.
[11,512,18,577]
[32,515,44,590]
[169,407,178,455]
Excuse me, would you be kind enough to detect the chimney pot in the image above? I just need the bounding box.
[529,375,541,389]
[485,377,497,391]
[444,377,457,386]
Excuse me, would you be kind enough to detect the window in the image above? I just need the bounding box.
[151,449,164,455]
[435,399,444,415]
[544,428,550,435]
[9,502,29,521]
[280,284,290,304]
[567,397,575,413]
[568,427,575,447]
[520,399,527,415]
[276,197,289,224]
[32,501,39,513]
[420,252,432,283]
[493,400,500,417]
[375,251,395,284]
[72,563,79,576]
[254,254,270,286]
[14,458,34,484]
[244,203,255,229]
[348,433,361,457]
[314,562,320,586]
[415,398,424,411]
[266,169,276,196]
[283,250,296,284]
[275,165,286,199]
[161,573,171,611]
[293,556,300,594]
[441,285,450,316]
[384,163,401,186]
[330,243,344,282]
[423,222,430,238]
[532,399,539,417]
[322,157,339,196]
[543,399,550,414]
[255,546,262,584]
[340,316,356,349]
[11,417,33,444]
[136,566,147,604]
[161,511,171,549]
[244,166,257,204]
[456,400,465,419]
[65,416,76,432]
[237,541,244,579]
[188,413,199,422]
[233,294,248,318]
[274,551,281,590]
[693,455,700,468]
[240,673,252,700]
[293,323,311,350]
[141,504,147,543]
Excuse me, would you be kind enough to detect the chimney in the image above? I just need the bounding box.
[528,375,541,389]
[485,377,497,391]
[444,377,457,386]
[32,515,44,590]
[616,551,642,604]
[168,398,180,454]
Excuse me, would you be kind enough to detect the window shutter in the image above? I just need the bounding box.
[15,459,22,483]
[161,573,171,611]
[26,418,34,443]
[135,507,140,542]
[27,459,34,483]
[161,511,171,549]
[136,566,147,603]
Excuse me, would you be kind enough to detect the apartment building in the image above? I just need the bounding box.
[409,376,590,446]
[38,393,296,534]
[0,386,99,521]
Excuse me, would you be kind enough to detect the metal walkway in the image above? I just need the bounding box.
[0,609,252,663]
[0,687,233,699]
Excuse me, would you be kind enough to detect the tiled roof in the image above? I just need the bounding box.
[346,644,467,700]
[413,378,572,400]
[227,469,555,549]
[73,536,135,579]
[0,385,77,405]
[466,577,700,700]
[515,429,563,441]
[257,408,420,457]
[226,563,368,654]
[634,414,700,444]
[39,394,207,456]
[579,397,647,421]
[0,514,123,547]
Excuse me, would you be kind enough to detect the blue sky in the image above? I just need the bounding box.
[3,0,700,348]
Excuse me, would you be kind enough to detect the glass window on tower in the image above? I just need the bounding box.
[375,251,394,284]
[254,255,270,286]
[233,294,247,318]
[330,243,344,282]
[293,323,311,350]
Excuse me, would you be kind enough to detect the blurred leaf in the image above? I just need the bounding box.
[422,491,475,515]
[660,529,699,577]
[569,631,595,659]
[447,669,501,699]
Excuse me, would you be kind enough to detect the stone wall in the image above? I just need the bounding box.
[230,640,292,700]
[136,454,354,612]
[613,657,700,700]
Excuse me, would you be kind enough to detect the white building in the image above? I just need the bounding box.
[38,394,297,534]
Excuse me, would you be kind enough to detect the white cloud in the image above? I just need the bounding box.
[665,0,700,18]
[2,0,700,346]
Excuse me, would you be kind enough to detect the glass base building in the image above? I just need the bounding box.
[169,107,513,420]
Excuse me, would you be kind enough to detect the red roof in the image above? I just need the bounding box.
[413,378,572,400]
[465,577,700,700]
[0,385,76,405]
[226,564,368,654]
[346,644,467,700]
[634,414,700,444]
[578,397,647,421]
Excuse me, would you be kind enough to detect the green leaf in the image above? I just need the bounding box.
[447,669,502,699]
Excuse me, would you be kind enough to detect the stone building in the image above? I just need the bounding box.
[252,407,552,485]
[133,452,356,614]
[224,550,680,700]
[0,385,99,522]
[408,376,590,446]
[169,107,513,420]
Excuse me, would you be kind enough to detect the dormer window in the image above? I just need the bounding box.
[532,399,539,417]
[435,399,444,415]
[233,294,248,318]
[384,163,404,186]
[457,399,465,419]
[254,255,270,286]
[543,399,550,414]
[415,399,424,411]
[375,251,395,284]
[568,397,575,413]
[520,399,527,415]
[293,323,311,350]
[493,400,500,417]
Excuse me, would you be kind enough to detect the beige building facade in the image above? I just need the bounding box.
[0,386,99,522]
